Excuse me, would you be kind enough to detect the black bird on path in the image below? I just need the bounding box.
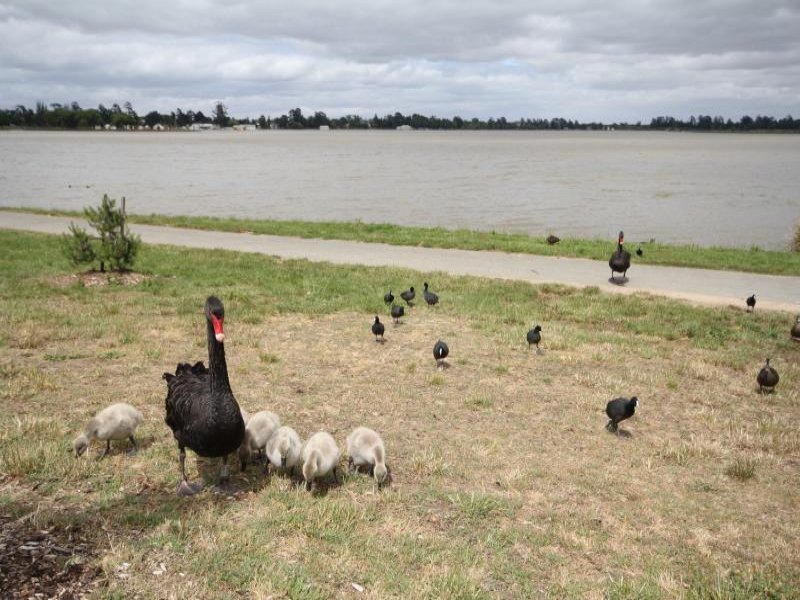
[526,325,542,352]
[609,231,631,283]
[400,286,415,306]
[371,316,385,342]
[756,358,779,393]
[433,340,449,369]
[384,290,394,305]
[390,304,404,324]
[163,296,245,496]
[423,282,439,306]
[605,396,638,433]
[746,294,756,312]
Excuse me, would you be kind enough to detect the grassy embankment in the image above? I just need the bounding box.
[4,206,800,276]
[1,229,799,598]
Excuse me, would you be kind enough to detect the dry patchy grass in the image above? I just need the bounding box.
[2,306,799,598]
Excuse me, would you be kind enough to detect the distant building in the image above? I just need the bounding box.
[152,123,166,131]
[396,125,413,131]
[232,124,256,131]
[190,123,214,131]
[319,125,330,131]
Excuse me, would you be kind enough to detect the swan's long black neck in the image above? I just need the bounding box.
[207,319,232,396]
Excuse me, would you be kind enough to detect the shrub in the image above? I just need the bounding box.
[62,194,141,272]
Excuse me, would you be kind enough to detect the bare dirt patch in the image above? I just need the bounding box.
[0,514,101,599]
[50,271,149,288]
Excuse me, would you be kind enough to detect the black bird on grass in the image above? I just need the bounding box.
[746,294,756,312]
[605,396,638,433]
[163,296,246,496]
[423,282,439,306]
[757,358,779,393]
[400,286,415,306]
[371,316,385,342]
[546,234,560,245]
[433,340,449,369]
[526,325,542,351]
[636,246,643,257]
[609,231,631,282]
[791,316,800,341]
[390,304,404,324]
[384,290,394,305]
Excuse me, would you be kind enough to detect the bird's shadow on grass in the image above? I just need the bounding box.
[608,277,629,286]
[608,429,633,439]
[193,455,272,496]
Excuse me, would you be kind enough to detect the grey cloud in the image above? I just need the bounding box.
[1,0,799,121]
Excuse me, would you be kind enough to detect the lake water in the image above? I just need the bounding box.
[1,129,798,249]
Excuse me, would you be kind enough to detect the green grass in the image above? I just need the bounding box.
[5,206,800,275]
[725,456,758,481]
[1,229,798,598]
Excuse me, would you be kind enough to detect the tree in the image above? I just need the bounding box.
[62,195,141,272]
[213,102,229,128]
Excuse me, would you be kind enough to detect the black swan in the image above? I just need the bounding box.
[792,316,800,341]
[746,294,756,312]
[384,290,394,305]
[605,396,638,433]
[526,325,542,351]
[390,304,404,324]
[163,296,245,496]
[371,316,385,342]
[423,282,439,306]
[608,231,631,282]
[400,286,415,306]
[433,340,449,368]
[756,358,779,393]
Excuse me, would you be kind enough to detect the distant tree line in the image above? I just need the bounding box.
[1,101,798,132]
[648,114,800,131]
[0,101,235,129]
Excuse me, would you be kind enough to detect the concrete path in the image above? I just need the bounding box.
[2,211,799,312]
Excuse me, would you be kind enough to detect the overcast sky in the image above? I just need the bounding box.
[1,1,798,122]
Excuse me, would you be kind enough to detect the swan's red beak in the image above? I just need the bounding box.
[211,314,224,342]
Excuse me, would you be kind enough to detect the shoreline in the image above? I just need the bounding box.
[2,206,798,276]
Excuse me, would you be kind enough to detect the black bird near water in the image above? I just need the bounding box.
[384,290,394,305]
[400,286,415,306]
[526,325,542,351]
[757,358,779,393]
[423,282,439,306]
[433,340,449,368]
[163,296,246,496]
[371,316,385,342]
[390,304,404,324]
[609,231,631,282]
[605,396,638,433]
[746,294,756,312]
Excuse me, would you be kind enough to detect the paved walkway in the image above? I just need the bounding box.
[2,211,799,312]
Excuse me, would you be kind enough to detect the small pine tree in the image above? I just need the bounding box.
[61,222,96,266]
[62,194,141,272]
